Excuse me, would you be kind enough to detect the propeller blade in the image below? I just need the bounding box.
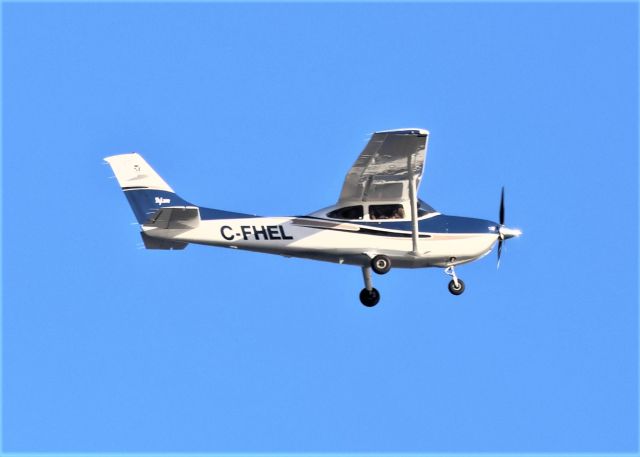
[499,186,505,226]
[498,187,504,268]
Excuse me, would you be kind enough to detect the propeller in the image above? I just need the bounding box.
[497,187,505,268]
[496,186,521,268]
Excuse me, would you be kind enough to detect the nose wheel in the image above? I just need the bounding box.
[359,265,381,306]
[445,266,465,295]
[448,278,465,295]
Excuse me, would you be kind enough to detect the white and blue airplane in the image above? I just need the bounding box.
[106,128,521,306]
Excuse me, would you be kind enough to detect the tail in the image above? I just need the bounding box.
[106,153,254,250]
[105,153,198,250]
[104,153,193,224]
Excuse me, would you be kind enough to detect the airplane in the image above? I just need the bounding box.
[105,128,522,306]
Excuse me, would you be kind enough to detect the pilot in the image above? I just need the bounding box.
[392,207,405,219]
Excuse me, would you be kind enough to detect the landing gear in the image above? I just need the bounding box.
[360,266,381,306]
[445,266,465,295]
[371,255,391,275]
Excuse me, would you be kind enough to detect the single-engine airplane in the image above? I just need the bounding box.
[106,128,521,306]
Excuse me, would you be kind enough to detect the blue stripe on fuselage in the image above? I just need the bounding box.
[300,214,497,235]
[360,215,498,234]
[199,207,256,220]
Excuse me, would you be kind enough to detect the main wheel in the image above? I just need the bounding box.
[359,288,380,307]
[371,255,391,275]
[448,279,465,295]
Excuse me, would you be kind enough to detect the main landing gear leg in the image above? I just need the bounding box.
[445,266,465,295]
[359,266,380,307]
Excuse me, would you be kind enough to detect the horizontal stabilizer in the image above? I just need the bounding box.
[140,231,188,250]
[144,206,200,229]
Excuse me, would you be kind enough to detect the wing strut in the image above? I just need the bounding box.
[408,156,420,255]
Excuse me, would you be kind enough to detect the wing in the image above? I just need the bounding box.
[338,128,429,203]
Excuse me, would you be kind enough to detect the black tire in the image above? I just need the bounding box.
[448,279,465,295]
[359,288,380,307]
[371,255,391,275]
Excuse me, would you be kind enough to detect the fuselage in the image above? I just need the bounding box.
[143,211,500,269]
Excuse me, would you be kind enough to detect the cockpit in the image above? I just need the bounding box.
[323,199,437,221]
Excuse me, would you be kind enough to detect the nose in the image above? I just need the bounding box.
[499,226,522,240]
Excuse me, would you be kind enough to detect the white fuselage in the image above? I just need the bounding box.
[142,215,499,268]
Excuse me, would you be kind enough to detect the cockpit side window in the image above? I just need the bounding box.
[369,204,405,220]
[327,205,364,220]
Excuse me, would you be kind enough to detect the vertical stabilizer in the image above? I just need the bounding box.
[104,153,192,224]
[104,153,174,192]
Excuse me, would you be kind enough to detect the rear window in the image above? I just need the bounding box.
[327,205,364,220]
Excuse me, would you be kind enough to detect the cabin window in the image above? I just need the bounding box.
[369,204,405,220]
[327,205,364,220]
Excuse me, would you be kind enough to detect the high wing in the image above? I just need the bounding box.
[338,128,429,203]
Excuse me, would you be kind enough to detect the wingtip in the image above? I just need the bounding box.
[375,128,429,136]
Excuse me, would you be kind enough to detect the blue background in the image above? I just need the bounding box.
[3,2,638,453]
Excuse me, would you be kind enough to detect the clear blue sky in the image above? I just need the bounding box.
[3,2,638,453]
